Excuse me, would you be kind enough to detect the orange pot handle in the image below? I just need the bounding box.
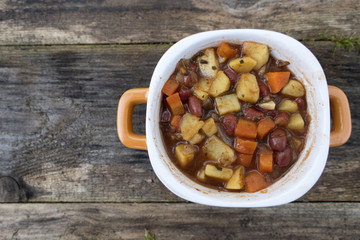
[328,86,351,147]
[117,88,149,150]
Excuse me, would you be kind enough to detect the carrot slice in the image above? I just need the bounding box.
[257,117,275,139]
[237,153,253,167]
[265,72,290,93]
[166,93,185,115]
[258,150,274,173]
[234,119,257,139]
[217,41,237,59]
[235,137,257,154]
[170,115,182,132]
[245,171,268,193]
[162,77,179,96]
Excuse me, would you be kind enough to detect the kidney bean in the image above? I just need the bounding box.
[295,97,306,110]
[178,88,192,102]
[183,75,192,87]
[258,81,270,97]
[160,111,170,123]
[244,107,265,121]
[188,95,202,117]
[188,61,198,72]
[221,113,237,136]
[184,71,198,88]
[275,112,289,127]
[262,109,279,118]
[269,129,287,151]
[275,147,291,167]
[223,65,238,84]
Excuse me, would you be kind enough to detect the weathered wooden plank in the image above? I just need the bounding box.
[0,0,358,45]
[0,203,359,240]
[0,42,359,202]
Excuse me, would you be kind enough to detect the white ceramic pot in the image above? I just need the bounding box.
[117,29,351,207]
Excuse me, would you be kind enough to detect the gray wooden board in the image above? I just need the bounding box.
[0,0,359,45]
[0,42,359,202]
[0,203,359,240]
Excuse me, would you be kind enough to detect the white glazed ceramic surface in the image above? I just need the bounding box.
[146,29,330,207]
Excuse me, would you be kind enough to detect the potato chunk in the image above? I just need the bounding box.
[175,144,196,168]
[229,57,257,73]
[236,73,260,103]
[203,136,235,165]
[208,71,231,97]
[215,94,241,115]
[197,168,206,181]
[201,118,218,137]
[204,164,233,181]
[197,48,219,78]
[278,99,298,113]
[180,113,205,141]
[281,80,305,97]
[258,101,275,110]
[192,78,213,101]
[242,41,269,70]
[189,133,205,145]
[287,113,305,130]
[225,166,245,190]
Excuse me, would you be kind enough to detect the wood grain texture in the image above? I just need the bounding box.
[0,203,359,240]
[0,42,359,203]
[0,0,359,45]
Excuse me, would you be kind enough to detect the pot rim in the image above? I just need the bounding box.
[146,29,330,207]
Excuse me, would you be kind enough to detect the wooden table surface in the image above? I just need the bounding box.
[0,1,359,239]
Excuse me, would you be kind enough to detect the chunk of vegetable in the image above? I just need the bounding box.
[189,133,205,145]
[290,136,304,151]
[180,113,205,141]
[217,41,237,59]
[258,149,274,173]
[197,48,219,78]
[204,164,233,181]
[202,117,218,137]
[170,115,182,132]
[208,71,231,97]
[242,41,269,70]
[175,144,196,168]
[235,137,257,154]
[237,153,253,167]
[234,119,257,139]
[192,77,213,101]
[228,57,257,73]
[236,73,260,103]
[278,99,298,113]
[265,72,290,93]
[166,93,185,115]
[245,171,268,193]
[287,113,305,130]
[225,166,245,190]
[281,80,305,97]
[257,117,275,139]
[203,136,236,165]
[215,94,241,115]
[197,168,206,181]
[193,89,208,101]
[258,101,275,110]
[162,77,180,96]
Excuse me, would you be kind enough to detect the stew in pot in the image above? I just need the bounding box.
[160,41,308,193]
